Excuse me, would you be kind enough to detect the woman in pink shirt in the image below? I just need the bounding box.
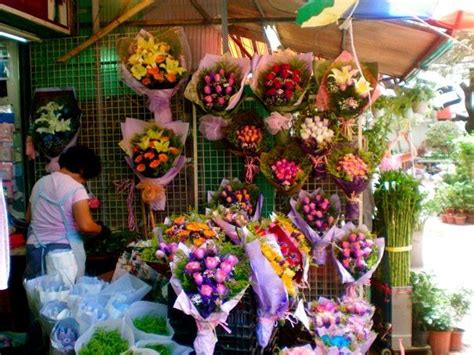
[25,146,110,279]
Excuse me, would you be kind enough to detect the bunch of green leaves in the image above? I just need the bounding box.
[84,230,139,256]
[78,328,128,355]
[363,108,395,166]
[424,121,462,158]
[144,343,172,354]
[133,315,170,335]
[450,288,473,324]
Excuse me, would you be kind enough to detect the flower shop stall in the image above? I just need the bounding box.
[10,0,459,354]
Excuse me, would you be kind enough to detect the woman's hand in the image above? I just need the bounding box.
[73,199,102,235]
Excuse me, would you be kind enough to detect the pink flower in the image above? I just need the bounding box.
[214,73,221,82]
[225,86,233,95]
[226,254,239,267]
[342,259,351,268]
[204,75,211,83]
[215,85,223,94]
[200,284,213,297]
[215,268,228,283]
[342,241,350,249]
[219,68,225,76]
[193,272,203,286]
[342,249,351,257]
[205,256,219,270]
[217,97,226,106]
[204,95,213,103]
[194,247,205,259]
[219,261,233,274]
[203,85,212,95]
[228,78,235,87]
[264,111,292,135]
[185,261,201,273]
[155,250,166,259]
[216,283,228,296]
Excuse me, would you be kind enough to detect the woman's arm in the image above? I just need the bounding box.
[72,200,102,235]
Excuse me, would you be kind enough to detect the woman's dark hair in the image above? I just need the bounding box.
[58,145,101,180]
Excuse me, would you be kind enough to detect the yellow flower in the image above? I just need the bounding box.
[153,139,170,153]
[146,127,163,140]
[160,58,186,76]
[128,53,142,65]
[137,35,156,51]
[143,52,157,66]
[271,261,283,276]
[329,65,357,86]
[282,274,296,296]
[157,42,171,53]
[131,64,147,80]
[137,135,151,151]
[354,77,373,97]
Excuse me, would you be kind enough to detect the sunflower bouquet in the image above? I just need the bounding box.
[118,27,191,122]
[119,118,188,210]
[327,146,374,220]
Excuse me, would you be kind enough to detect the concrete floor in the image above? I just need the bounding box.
[419,217,474,354]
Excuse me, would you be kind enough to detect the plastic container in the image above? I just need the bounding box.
[124,301,174,342]
[100,273,152,304]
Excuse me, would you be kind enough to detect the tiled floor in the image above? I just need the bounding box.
[420,217,474,354]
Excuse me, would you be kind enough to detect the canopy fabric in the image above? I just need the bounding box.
[430,10,474,30]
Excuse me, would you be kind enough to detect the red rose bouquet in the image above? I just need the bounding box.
[251,49,313,112]
[120,118,188,210]
[118,27,191,122]
[260,143,311,194]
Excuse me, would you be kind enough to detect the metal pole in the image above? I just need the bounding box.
[221,0,229,53]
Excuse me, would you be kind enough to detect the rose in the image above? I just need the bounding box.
[215,268,228,283]
[205,256,219,269]
[216,283,228,296]
[226,254,239,267]
[185,261,202,273]
[193,272,203,286]
[204,86,212,95]
[194,247,205,259]
[204,95,213,103]
[204,75,211,83]
[266,72,275,81]
[200,284,213,297]
[225,86,233,95]
[219,261,233,274]
[272,64,280,73]
[214,73,221,82]
[215,85,223,94]
[155,250,166,259]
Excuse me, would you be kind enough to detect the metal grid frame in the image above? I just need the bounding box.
[29,32,347,297]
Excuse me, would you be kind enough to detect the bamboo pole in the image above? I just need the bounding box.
[56,0,154,63]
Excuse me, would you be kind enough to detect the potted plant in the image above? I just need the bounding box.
[408,85,435,115]
[426,298,453,355]
[449,288,473,351]
[424,121,462,159]
[411,272,438,346]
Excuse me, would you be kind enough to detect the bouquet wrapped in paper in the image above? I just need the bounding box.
[185,54,251,140]
[170,242,250,355]
[118,28,191,122]
[119,118,188,211]
[226,111,272,183]
[327,146,374,220]
[279,345,317,354]
[30,88,81,172]
[308,296,377,355]
[294,108,338,176]
[260,143,311,194]
[251,49,313,113]
[332,223,384,289]
[314,50,378,141]
[207,178,263,244]
[289,188,341,265]
[243,226,289,348]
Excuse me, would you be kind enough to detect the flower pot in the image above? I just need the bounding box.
[440,213,448,223]
[446,208,455,214]
[429,330,452,355]
[454,215,467,225]
[412,328,429,347]
[468,212,474,224]
[413,101,430,115]
[446,214,455,224]
[450,328,464,352]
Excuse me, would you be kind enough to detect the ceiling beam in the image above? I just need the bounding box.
[253,0,266,18]
[230,34,252,58]
[189,0,212,23]
[128,16,296,27]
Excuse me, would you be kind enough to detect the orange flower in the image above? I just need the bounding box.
[193,236,206,247]
[149,159,160,169]
[147,67,165,81]
[169,147,180,155]
[144,151,155,160]
[166,72,176,83]
[136,164,146,172]
[155,54,166,64]
[134,155,143,163]
[174,216,186,225]
[142,77,151,86]
[158,154,168,162]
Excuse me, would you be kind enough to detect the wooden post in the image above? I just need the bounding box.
[56,0,154,63]
[221,0,229,53]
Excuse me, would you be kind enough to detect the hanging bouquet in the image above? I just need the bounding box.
[251,49,313,112]
[186,54,251,141]
[30,88,81,172]
[170,242,250,355]
[315,51,378,140]
[294,108,337,176]
[118,27,191,122]
[242,226,289,348]
[308,296,376,354]
[279,345,316,355]
[327,146,374,220]
[289,188,341,265]
[207,178,263,244]
[120,118,188,210]
[226,111,272,183]
[260,143,311,194]
[332,223,384,288]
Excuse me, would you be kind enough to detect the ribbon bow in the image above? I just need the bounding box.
[136,181,166,205]
[244,155,260,184]
[114,179,137,231]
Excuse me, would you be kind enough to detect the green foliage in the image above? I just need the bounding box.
[78,328,128,355]
[84,230,139,256]
[133,315,170,335]
[144,344,172,354]
[450,288,473,325]
[364,108,395,166]
[424,121,462,158]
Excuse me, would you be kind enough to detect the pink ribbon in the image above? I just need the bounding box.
[244,155,260,184]
[148,90,173,123]
[114,179,137,231]
[339,117,355,141]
